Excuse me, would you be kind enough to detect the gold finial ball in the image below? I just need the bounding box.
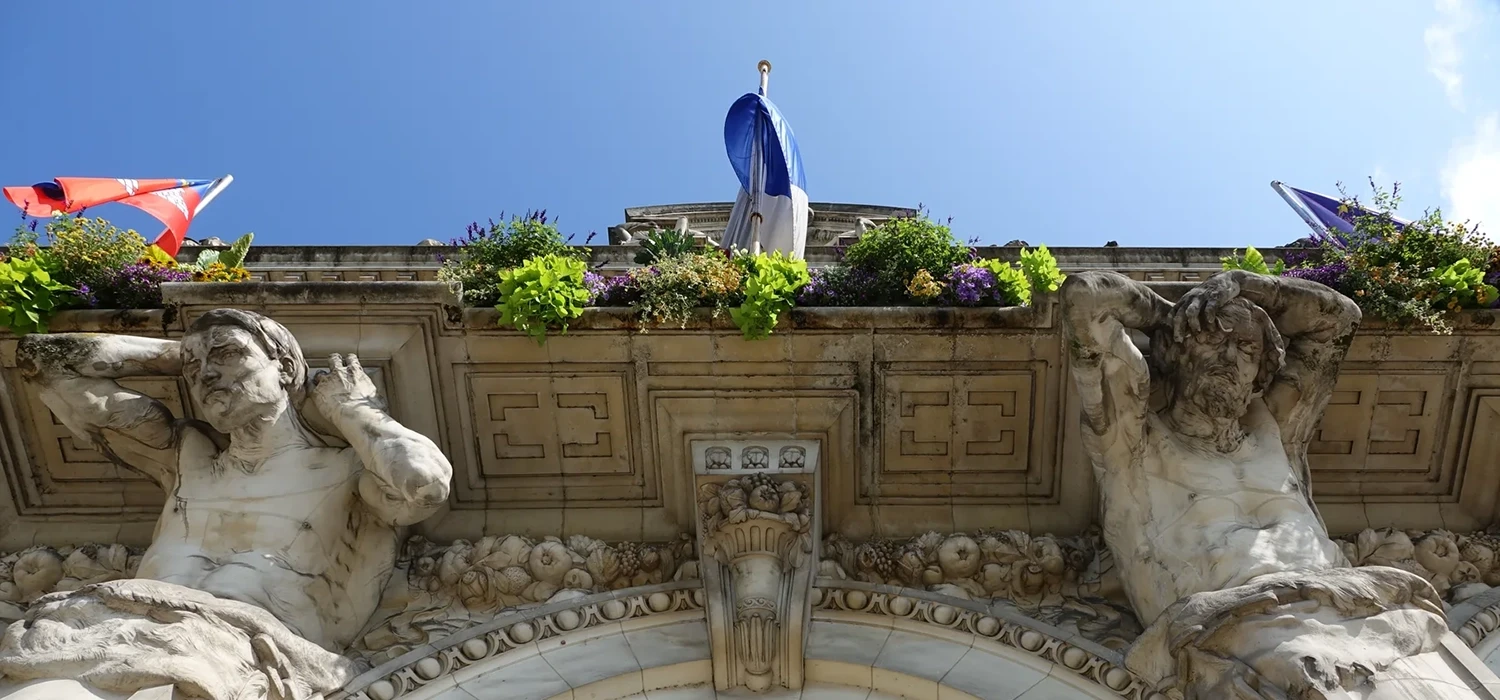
[758,60,772,74]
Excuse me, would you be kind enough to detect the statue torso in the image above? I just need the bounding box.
[136,428,398,650]
[1097,400,1345,624]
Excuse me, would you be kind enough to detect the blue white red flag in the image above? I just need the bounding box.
[721,71,808,258]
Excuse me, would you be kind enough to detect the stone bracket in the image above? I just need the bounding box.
[692,438,819,693]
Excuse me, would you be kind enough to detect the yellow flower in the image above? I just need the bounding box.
[907,269,944,301]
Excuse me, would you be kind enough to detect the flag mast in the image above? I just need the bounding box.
[1270,180,1331,239]
[156,174,233,250]
[750,61,771,255]
[195,174,234,217]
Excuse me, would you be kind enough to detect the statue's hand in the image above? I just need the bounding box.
[311,354,384,420]
[1172,272,1244,341]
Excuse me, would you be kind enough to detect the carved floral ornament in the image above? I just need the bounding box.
[696,471,815,691]
[820,527,1144,649]
[5,527,1500,684]
[0,544,141,612]
[356,533,698,661]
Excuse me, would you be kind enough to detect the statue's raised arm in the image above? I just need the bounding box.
[16,333,188,486]
[0,309,455,699]
[1172,269,1361,438]
[1058,271,1174,470]
[309,352,450,527]
[1170,270,1361,494]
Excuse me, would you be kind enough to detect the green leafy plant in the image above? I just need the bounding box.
[629,252,744,329]
[1221,246,1285,276]
[840,214,970,303]
[133,232,256,285]
[0,257,73,335]
[974,259,1033,305]
[1430,258,1497,309]
[632,228,697,265]
[440,212,584,306]
[1280,178,1500,332]
[730,251,809,339]
[1018,245,1067,300]
[17,214,146,291]
[495,254,592,344]
[188,232,254,273]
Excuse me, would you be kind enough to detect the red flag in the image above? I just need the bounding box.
[119,182,215,256]
[3,178,203,216]
[3,177,228,256]
[2,182,67,216]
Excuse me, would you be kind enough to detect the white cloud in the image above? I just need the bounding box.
[1426,0,1475,110]
[1441,114,1500,232]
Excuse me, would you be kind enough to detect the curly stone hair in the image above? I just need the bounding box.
[1148,297,1287,398]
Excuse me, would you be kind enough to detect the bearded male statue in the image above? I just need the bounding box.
[1061,270,1488,698]
[0,309,452,700]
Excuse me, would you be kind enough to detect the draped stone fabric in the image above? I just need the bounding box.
[1126,566,1449,699]
[0,580,362,700]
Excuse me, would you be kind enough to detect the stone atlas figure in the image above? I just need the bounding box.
[1061,269,1477,698]
[0,309,452,699]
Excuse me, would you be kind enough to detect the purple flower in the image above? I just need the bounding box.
[1283,261,1349,290]
[946,263,1000,306]
[89,262,192,309]
[586,272,636,306]
[797,267,880,306]
[72,283,97,308]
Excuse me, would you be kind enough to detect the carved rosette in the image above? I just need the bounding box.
[692,440,818,693]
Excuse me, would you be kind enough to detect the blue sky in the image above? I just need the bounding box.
[4,2,1499,247]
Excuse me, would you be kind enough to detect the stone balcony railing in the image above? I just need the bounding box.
[0,267,1495,552]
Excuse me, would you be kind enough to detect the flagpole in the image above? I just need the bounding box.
[156,175,233,247]
[1270,180,1331,240]
[194,174,234,216]
[750,61,772,255]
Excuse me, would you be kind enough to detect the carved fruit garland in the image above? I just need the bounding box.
[697,473,813,567]
[356,533,698,660]
[821,529,1102,609]
[697,473,814,691]
[0,544,141,606]
[1337,528,1500,603]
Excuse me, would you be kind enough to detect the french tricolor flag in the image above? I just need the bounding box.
[721,61,808,258]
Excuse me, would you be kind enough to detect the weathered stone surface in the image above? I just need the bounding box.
[693,440,819,693]
[0,309,453,699]
[1061,269,1494,697]
[820,528,1141,650]
[353,532,697,663]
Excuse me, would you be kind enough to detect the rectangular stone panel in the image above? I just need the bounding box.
[4,373,187,515]
[870,360,1060,504]
[1307,364,1456,500]
[451,364,649,508]
[1309,368,1448,469]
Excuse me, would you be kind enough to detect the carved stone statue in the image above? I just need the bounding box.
[0,309,452,699]
[1060,271,1481,698]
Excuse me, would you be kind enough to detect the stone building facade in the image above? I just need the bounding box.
[0,206,1497,698]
